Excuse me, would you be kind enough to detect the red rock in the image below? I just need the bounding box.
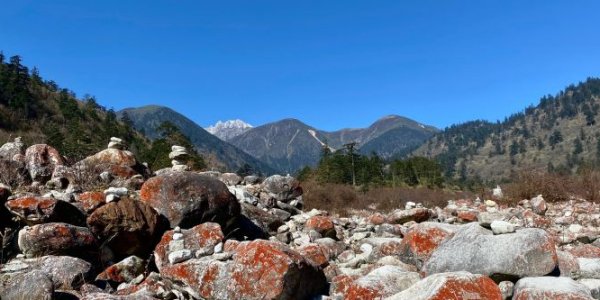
[345,266,421,300]
[569,244,600,258]
[87,198,166,258]
[330,274,360,297]
[24,144,64,183]
[224,239,241,252]
[76,191,106,214]
[96,256,145,283]
[457,210,478,223]
[398,222,457,268]
[388,208,431,224]
[5,196,86,226]
[228,240,327,299]
[367,213,386,225]
[139,171,240,229]
[388,271,502,300]
[305,215,336,238]
[18,222,97,259]
[297,243,331,268]
[78,148,145,179]
[160,259,230,300]
[154,222,224,271]
[558,250,581,278]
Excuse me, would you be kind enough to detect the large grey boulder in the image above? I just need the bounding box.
[422,223,558,279]
[512,277,593,299]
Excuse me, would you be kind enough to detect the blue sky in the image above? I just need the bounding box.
[2,1,600,130]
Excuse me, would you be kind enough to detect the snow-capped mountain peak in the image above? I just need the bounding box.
[206,119,253,141]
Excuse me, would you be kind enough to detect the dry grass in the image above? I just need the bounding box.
[302,180,473,216]
[504,168,600,203]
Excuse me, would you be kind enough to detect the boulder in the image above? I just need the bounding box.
[154,222,224,271]
[398,222,458,268]
[530,195,548,215]
[140,171,240,229]
[0,137,25,161]
[227,240,327,299]
[5,196,86,226]
[387,271,502,300]
[24,144,64,183]
[160,258,230,300]
[0,270,54,300]
[388,208,431,224]
[220,173,242,186]
[96,256,145,284]
[344,266,421,299]
[261,175,303,202]
[422,223,558,279]
[305,215,337,239]
[18,222,98,259]
[558,250,582,278]
[38,255,92,290]
[570,244,600,259]
[490,220,516,234]
[77,148,148,179]
[579,258,600,279]
[512,277,593,300]
[76,191,106,214]
[87,198,166,258]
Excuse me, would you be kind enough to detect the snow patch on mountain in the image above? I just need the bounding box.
[206,119,253,141]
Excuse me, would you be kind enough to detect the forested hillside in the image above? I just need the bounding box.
[414,78,600,182]
[0,53,150,160]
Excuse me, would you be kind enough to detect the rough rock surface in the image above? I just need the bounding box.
[87,198,166,258]
[140,171,240,229]
[512,277,594,300]
[387,271,502,300]
[5,196,86,226]
[18,222,97,258]
[0,270,54,300]
[24,144,64,183]
[423,223,558,279]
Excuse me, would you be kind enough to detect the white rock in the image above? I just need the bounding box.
[499,281,514,299]
[579,258,600,279]
[104,187,128,197]
[493,186,503,198]
[168,250,193,264]
[405,202,416,210]
[490,221,515,234]
[569,224,584,234]
[105,194,119,203]
[360,243,374,256]
[213,242,223,254]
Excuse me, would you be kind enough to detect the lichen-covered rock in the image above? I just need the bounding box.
[305,215,336,239]
[154,222,224,271]
[96,256,145,283]
[570,244,600,258]
[558,250,582,278]
[160,258,230,300]
[398,222,458,268]
[0,270,54,300]
[387,271,502,300]
[77,148,148,179]
[228,240,327,299]
[18,222,97,259]
[140,171,240,229]
[0,255,92,290]
[512,277,593,300]
[76,191,106,214]
[5,196,86,226]
[0,137,25,161]
[423,223,558,279]
[87,198,166,258]
[219,173,242,186]
[344,266,421,299]
[24,144,64,183]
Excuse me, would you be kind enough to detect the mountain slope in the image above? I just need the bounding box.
[119,106,275,174]
[230,115,438,173]
[229,118,328,173]
[413,77,600,181]
[205,119,253,141]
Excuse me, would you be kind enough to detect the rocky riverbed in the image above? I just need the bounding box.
[1,137,600,299]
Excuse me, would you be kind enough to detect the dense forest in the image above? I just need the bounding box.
[415,78,600,183]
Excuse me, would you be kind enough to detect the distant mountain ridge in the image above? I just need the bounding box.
[229,115,438,173]
[118,106,275,174]
[205,119,253,141]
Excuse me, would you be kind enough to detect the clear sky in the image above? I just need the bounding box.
[2,1,600,130]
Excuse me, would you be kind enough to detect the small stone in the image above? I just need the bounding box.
[490,220,516,234]
[214,242,224,253]
[105,194,119,203]
[499,281,514,299]
[168,249,193,264]
[104,187,128,197]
